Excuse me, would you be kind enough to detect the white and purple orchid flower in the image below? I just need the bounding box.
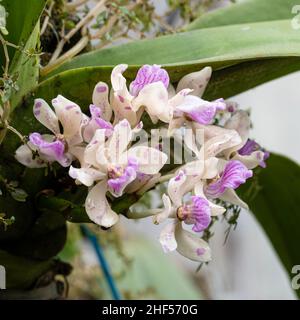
[69,119,168,227]
[14,63,268,263]
[15,95,87,168]
[152,161,226,262]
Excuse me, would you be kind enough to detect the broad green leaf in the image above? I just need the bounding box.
[1,0,46,62]
[35,20,300,106]
[238,154,300,298]
[44,20,300,79]
[203,57,300,100]
[186,0,297,30]
[5,20,300,150]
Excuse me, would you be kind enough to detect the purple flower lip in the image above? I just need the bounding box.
[176,96,226,125]
[107,157,139,197]
[177,196,211,233]
[205,160,253,198]
[129,64,170,96]
[187,104,216,124]
[238,139,270,167]
[94,117,113,135]
[29,132,71,167]
[89,104,101,118]
[238,139,260,156]
[89,104,113,136]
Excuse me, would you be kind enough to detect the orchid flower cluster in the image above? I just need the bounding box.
[15,64,269,263]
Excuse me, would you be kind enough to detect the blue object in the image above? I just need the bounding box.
[80,225,122,300]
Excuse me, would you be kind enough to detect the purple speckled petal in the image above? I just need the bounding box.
[29,133,71,167]
[94,117,113,135]
[129,64,170,96]
[107,157,139,197]
[83,105,113,142]
[196,248,206,256]
[175,96,226,125]
[180,196,211,233]
[187,105,216,124]
[238,139,260,155]
[238,139,269,168]
[205,160,253,198]
[90,104,113,135]
[89,104,102,118]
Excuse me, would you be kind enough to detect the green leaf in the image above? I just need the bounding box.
[203,57,300,100]
[1,0,46,110]
[1,0,46,62]
[6,19,300,148]
[238,154,300,298]
[44,19,300,79]
[34,20,300,106]
[186,0,297,30]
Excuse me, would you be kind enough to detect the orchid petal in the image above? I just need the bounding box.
[169,88,193,108]
[181,196,211,232]
[111,64,130,96]
[204,129,242,158]
[175,223,211,262]
[224,110,250,156]
[85,129,107,168]
[232,151,265,169]
[159,221,177,253]
[167,170,187,207]
[134,173,162,194]
[33,99,60,134]
[203,157,219,179]
[52,95,83,140]
[108,119,132,163]
[29,133,72,167]
[111,64,137,125]
[175,95,225,125]
[205,160,253,198]
[83,105,113,142]
[129,64,169,96]
[15,144,46,168]
[69,166,105,186]
[183,126,203,159]
[176,67,212,97]
[132,82,172,123]
[153,194,174,224]
[194,181,226,216]
[68,145,86,167]
[92,81,112,121]
[85,181,119,228]
[107,158,138,197]
[111,93,137,126]
[219,188,249,210]
[126,146,168,175]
